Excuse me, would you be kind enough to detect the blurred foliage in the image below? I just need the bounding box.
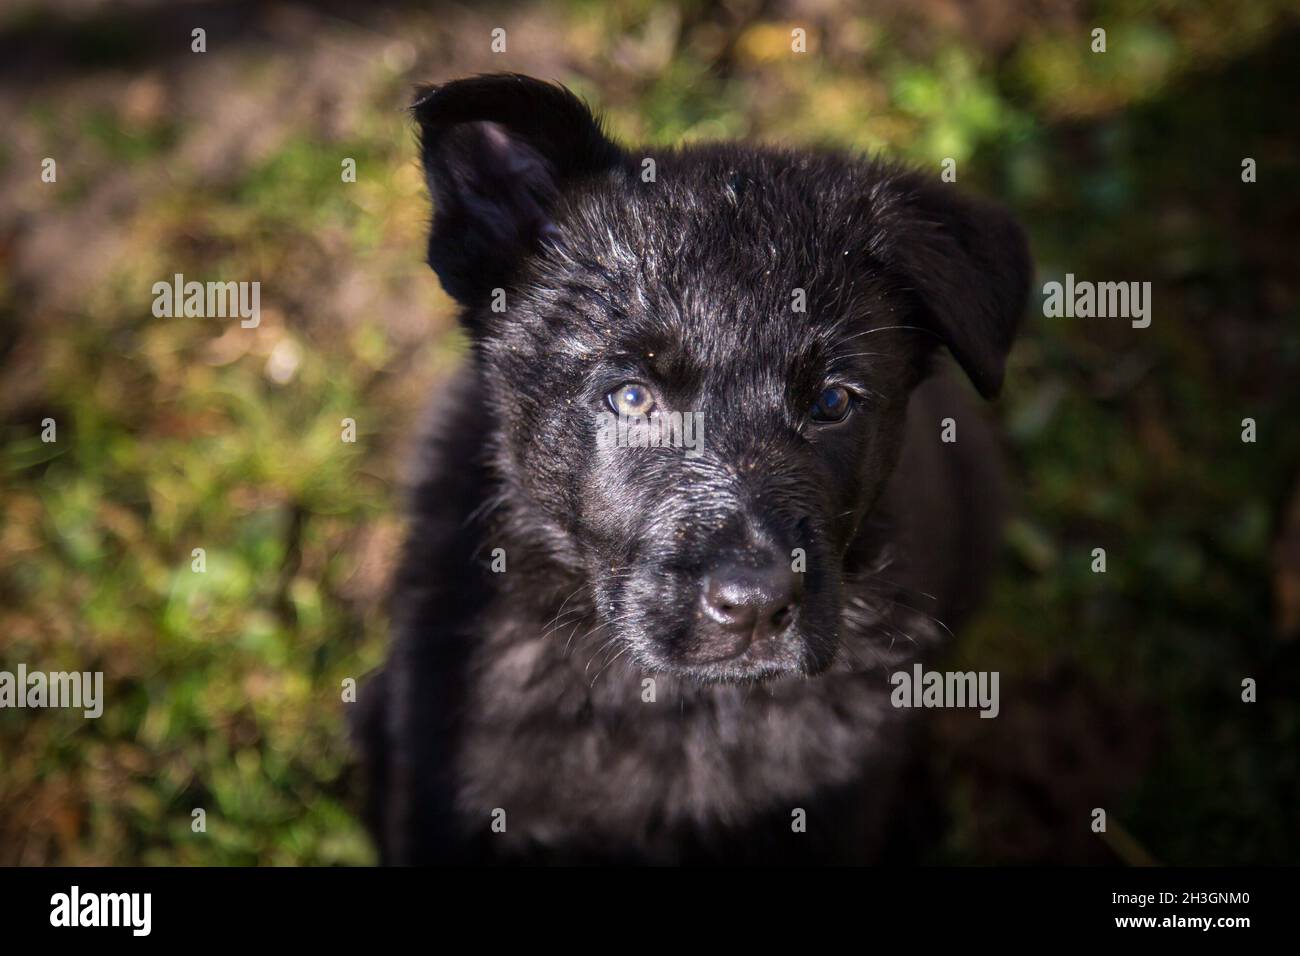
[0,0,1297,865]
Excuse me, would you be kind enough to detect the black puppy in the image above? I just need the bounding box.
[356,73,1031,864]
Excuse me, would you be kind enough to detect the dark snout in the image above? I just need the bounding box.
[688,555,803,664]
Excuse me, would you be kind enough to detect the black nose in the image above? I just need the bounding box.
[701,562,802,641]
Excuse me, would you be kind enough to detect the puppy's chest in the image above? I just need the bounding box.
[452,610,904,835]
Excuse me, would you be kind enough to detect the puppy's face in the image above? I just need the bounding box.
[481,168,925,681]
[415,75,1030,682]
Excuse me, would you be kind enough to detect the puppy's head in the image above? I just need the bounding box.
[415,74,1030,682]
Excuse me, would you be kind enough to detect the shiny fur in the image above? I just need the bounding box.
[356,74,1031,864]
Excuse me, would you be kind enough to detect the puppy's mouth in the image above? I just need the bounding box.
[668,626,813,683]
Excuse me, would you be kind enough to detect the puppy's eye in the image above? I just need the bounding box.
[608,382,655,417]
[810,386,852,423]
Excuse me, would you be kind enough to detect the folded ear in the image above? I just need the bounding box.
[870,171,1032,398]
[412,74,625,307]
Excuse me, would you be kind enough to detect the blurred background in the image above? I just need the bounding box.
[0,0,1297,865]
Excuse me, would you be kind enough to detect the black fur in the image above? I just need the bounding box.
[356,74,1032,864]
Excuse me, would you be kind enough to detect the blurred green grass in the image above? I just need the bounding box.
[1,0,1297,864]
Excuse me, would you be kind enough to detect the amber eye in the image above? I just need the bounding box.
[810,386,852,423]
[607,382,655,417]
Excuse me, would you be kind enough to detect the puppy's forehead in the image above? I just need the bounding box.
[554,158,869,358]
